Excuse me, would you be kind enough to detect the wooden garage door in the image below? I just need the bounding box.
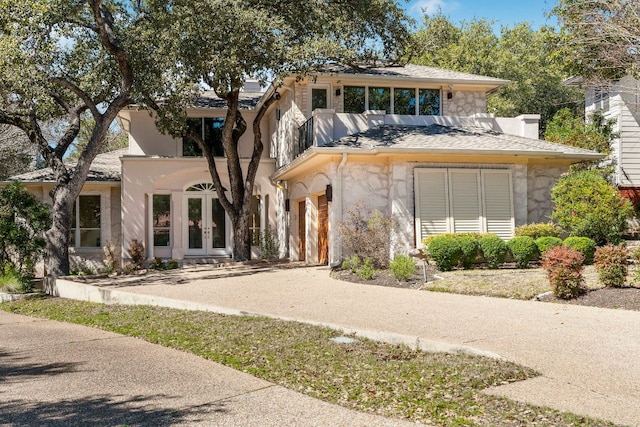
[318,194,329,265]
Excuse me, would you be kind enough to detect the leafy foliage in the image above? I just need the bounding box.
[341,254,361,273]
[563,237,597,265]
[507,236,539,269]
[515,222,561,240]
[425,235,462,272]
[0,124,35,180]
[259,225,279,260]
[541,246,586,300]
[411,15,583,133]
[102,241,119,274]
[478,235,508,269]
[545,108,617,173]
[128,239,145,271]
[551,171,632,245]
[594,245,628,288]
[355,258,375,280]
[389,254,416,282]
[0,182,51,285]
[457,235,479,269]
[340,202,396,269]
[535,237,563,256]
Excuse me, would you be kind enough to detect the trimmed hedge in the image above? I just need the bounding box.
[594,244,628,287]
[563,237,596,265]
[478,235,507,269]
[535,236,563,256]
[542,246,585,299]
[426,235,462,271]
[515,222,561,239]
[507,236,539,268]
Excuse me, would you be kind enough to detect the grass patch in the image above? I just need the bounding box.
[1,297,617,427]
[424,266,603,300]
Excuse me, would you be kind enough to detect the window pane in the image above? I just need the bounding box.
[311,88,328,110]
[343,86,365,113]
[183,118,203,157]
[204,117,225,157]
[153,195,171,228]
[153,229,170,247]
[368,87,390,112]
[419,89,441,115]
[79,195,100,228]
[211,199,226,249]
[80,230,101,247]
[250,195,260,246]
[394,88,416,115]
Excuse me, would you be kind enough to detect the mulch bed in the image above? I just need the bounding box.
[332,267,640,312]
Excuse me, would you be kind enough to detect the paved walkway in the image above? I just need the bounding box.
[0,310,418,426]
[48,263,640,426]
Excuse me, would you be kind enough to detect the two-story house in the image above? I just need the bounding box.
[10,64,600,270]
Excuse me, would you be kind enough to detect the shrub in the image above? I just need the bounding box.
[457,235,479,269]
[0,266,27,293]
[165,260,180,270]
[355,258,375,280]
[389,255,416,281]
[341,254,361,273]
[507,236,539,268]
[128,239,146,270]
[478,235,508,269]
[340,202,396,269]
[563,237,596,264]
[541,246,585,299]
[0,182,51,285]
[103,240,118,273]
[426,236,461,271]
[149,257,165,270]
[535,236,563,256]
[260,225,279,260]
[515,222,561,239]
[551,170,633,245]
[594,244,628,287]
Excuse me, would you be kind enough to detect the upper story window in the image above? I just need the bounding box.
[343,86,441,115]
[368,87,391,112]
[183,117,225,157]
[311,88,328,110]
[593,86,609,111]
[70,195,101,248]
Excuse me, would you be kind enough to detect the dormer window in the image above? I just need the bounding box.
[343,86,440,115]
[182,117,225,157]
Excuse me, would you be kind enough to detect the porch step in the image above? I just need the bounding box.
[182,257,234,267]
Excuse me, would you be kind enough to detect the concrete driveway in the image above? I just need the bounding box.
[47,262,640,426]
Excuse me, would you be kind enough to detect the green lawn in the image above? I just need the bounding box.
[1,296,618,427]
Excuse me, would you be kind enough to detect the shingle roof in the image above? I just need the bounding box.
[318,63,510,86]
[326,125,600,158]
[10,148,126,182]
[191,91,263,109]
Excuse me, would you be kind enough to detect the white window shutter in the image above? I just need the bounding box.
[414,169,449,245]
[449,170,482,233]
[482,170,514,239]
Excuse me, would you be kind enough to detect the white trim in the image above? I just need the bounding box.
[308,83,332,116]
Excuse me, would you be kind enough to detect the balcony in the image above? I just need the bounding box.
[295,109,540,158]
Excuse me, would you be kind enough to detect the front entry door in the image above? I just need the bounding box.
[185,195,229,256]
[318,194,329,265]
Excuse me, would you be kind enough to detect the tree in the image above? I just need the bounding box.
[0,125,35,180]
[553,0,640,82]
[67,115,128,161]
[411,15,583,134]
[145,0,411,261]
[545,107,617,173]
[0,182,51,286]
[551,170,632,245]
[0,0,161,277]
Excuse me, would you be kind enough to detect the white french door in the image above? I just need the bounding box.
[184,194,230,256]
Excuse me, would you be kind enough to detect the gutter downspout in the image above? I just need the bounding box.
[331,153,348,266]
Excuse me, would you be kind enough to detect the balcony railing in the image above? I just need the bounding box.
[297,117,314,158]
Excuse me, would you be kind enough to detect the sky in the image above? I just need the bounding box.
[406,0,558,30]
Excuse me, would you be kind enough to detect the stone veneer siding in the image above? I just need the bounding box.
[443,90,487,116]
[527,164,565,223]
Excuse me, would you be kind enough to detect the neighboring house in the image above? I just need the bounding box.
[8,64,601,269]
[571,75,640,204]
